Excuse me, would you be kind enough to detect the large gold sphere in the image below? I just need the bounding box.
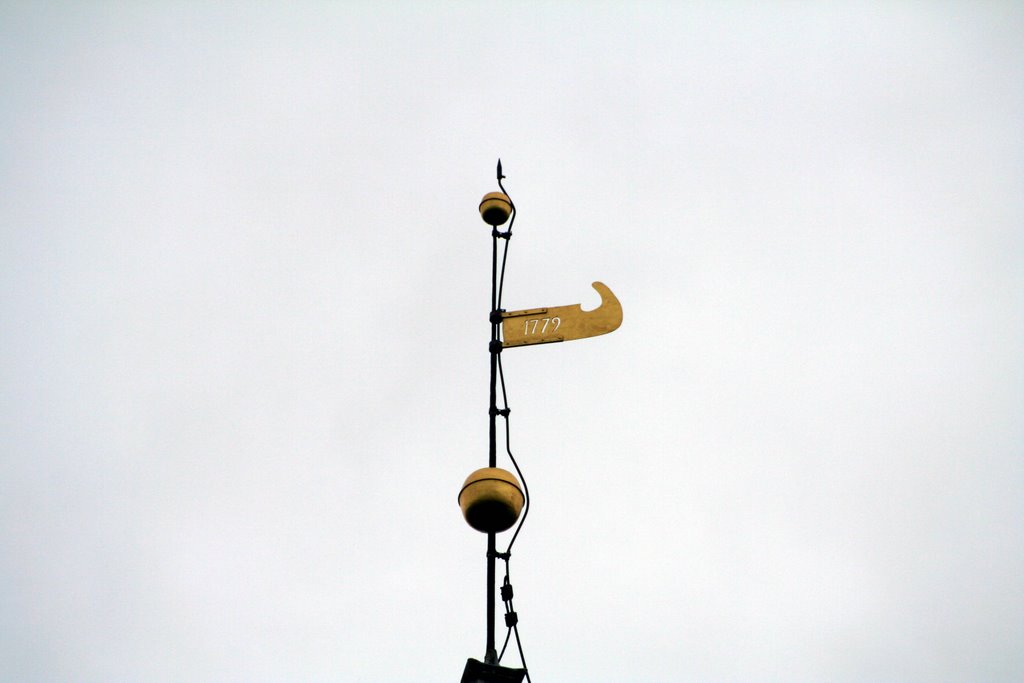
[459,467,524,533]
[479,192,512,227]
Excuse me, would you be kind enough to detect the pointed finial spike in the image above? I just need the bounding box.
[497,159,504,180]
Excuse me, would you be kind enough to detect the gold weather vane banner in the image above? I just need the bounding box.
[501,282,623,348]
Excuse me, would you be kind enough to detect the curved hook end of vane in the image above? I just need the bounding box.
[586,281,623,334]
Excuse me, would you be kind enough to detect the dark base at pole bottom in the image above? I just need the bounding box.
[460,658,526,683]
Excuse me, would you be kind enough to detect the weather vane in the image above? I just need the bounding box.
[457,161,622,683]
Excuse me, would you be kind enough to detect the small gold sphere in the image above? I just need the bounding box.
[459,467,524,533]
[479,192,512,227]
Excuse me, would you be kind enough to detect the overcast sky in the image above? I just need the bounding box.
[2,3,1022,682]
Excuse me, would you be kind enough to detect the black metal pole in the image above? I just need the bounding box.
[486,230,499,664]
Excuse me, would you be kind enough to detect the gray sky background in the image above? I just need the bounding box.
[2,3,1022,682]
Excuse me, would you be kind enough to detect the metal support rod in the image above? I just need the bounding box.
[485,229,499,664]
[486,532,496,663]
[490,233,498,469]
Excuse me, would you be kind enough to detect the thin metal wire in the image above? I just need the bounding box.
[491,163,532,680]
[496,175,515,309]
[498,355,529,556]
[514,624,531,683]
[493,168,529,557]
[498,627,512,662]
